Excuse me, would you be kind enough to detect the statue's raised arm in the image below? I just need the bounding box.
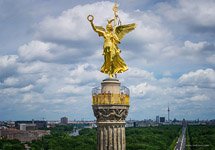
[87,15,105,37]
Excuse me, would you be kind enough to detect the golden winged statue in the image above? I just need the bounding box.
[87,5,136,78]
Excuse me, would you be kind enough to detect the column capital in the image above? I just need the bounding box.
[93,105,129,123]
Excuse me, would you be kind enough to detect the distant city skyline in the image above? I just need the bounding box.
[0,0,215,120]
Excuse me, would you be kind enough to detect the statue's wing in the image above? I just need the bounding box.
[115,23,136,40]
[95,26,106,36]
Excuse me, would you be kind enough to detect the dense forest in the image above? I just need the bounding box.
[2,125,214,150]
[126,126,181,150]
[0,139,24,150]
[29,125,181,150]
[30,127,97,150]
[186,125,215,150]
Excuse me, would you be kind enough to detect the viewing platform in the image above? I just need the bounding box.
[92,80,130,105]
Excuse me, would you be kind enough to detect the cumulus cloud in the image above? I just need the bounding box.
[178,41,215,62]
[184,41,208,52]
[0,55,18,81]
[17,61,50,74]
[18,40,83,63]
[131,11,172,43]
[19,84,34,93]
[190,95,209,102]
[130,82,157,97]
[18,40,54,61]
[36,1,115,42]
[127,67,215,119]
[0,0,215,120]
[158,0,215,32]
[178,68,215,88]
[34,1,174,66]
[57,85,85,95]
[0,55,18,68]
[125,67,155,80]
[183,41,215,54]
[3,77,19,86]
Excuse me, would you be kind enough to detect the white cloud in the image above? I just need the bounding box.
[0,55,19,80]
[35,1,173,60]
[68,63,105,84]
[0,87,19,96]
[130,82,157,97]
[190,95,209,102]
[17,61,50,74]
[3,77,19,86]
[36,75,49,84]
[179,41,214,61]
[21,92,43,104]
[36,1,115,41]
[207,54,215,64]
[184,40,208,52]
[0,55,18,68]
[133,18,172,44]
[178,68,215,88]
[57,85,85,94]
[20,84,34,92]
[18,40,54,61]
[18,40,91,63]
[125,67,155,80]
[158,0,215,27]
[158,78,175,87]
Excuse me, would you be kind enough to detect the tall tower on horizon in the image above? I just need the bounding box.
[168,105,170,122]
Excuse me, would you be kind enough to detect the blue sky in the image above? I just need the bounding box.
[0,0,214,121]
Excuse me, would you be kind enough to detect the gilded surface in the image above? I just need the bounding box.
[92,93,129,105]
[87,7,136,78]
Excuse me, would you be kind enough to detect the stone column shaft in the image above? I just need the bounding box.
[92,79,129,150]
[97,123,126,150]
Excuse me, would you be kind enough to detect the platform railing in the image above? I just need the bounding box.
[92,86,130,105]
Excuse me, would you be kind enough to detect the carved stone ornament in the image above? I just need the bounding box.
[93,105,129,122]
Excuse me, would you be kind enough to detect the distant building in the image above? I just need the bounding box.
[20,124,36,131]
[0,128,50,142]
[61,117,68,124]
[156,116,160,123]
[160,117,165,123]
[19,124,26,131]
[133,120,158,127]
[207,119,215,125]
[1,121,15,128]
[126,121,134,127]
[15,120,47,129]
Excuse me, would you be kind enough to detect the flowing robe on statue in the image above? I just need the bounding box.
[101,32,128,76]
[90,22,136,77]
